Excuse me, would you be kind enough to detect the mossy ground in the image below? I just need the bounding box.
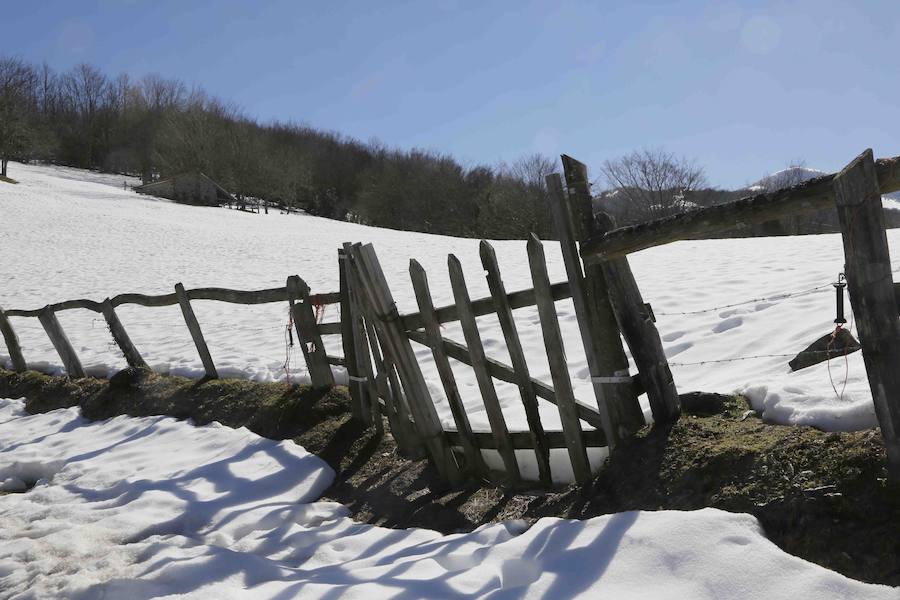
[2,369,898,585]
[0,175,18,184]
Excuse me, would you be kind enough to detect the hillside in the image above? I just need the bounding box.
[0,161,894,440]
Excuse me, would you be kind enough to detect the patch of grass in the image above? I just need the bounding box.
[0,175,18,184]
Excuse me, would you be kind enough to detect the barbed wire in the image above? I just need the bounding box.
[654,283,833,316]
[668,348,855,368]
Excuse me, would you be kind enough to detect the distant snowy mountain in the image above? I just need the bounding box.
[753,166,900,211]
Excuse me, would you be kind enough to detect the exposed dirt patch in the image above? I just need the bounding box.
[3,368,899,585]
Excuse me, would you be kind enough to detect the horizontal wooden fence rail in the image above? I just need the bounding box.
[0,280,343,389]
[581,153,900,262]
[3,288,341,317]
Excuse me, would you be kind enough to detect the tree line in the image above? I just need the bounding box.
[0,56,561,239]
[4,55,893,239]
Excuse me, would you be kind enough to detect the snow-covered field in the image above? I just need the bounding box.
[1,398,894,599]
[2,163,899,596]
[1,161,894,436]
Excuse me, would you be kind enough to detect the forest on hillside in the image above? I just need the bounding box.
[3,56,895,239]
[0,56,563,239]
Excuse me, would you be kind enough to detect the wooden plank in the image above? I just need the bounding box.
[599,234,680,423]
[287,276,335,389]
[446,428,606,450]
[479,241,552,486]
[581,153,900,262]
[352,243,462,483]
[5,287,339,318]
[0,307,27,372]
[175,282,218,379]
[405,329,608,431]
[526,235,591,484]
[100,298,147,368]
[37,307,85,378]
[401,281,572,332]
[410,259,487,478]
[448,253,521,484]
[187,286,289,304]
[559,157,645,433]
[546,173,621,448]
[111,292,179,308]
[347,242,411,446]
[339,247,368,423]
[317,322,342,335]
[833,149,900,478]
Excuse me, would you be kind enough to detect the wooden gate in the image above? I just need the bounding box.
[342,156,680,487]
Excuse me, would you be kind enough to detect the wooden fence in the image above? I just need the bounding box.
[0,275,344,388]
[580,148,900,479]
[340,156,681,486]
[5,148,900,486]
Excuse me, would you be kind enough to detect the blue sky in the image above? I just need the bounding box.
[2,0,898,188]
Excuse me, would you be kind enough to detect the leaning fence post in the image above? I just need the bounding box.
[351,243,463,484]
[339,247,370,422]
[37,307,85,378]
[0,307,27,372]
[101,299,147,368]
[833,148,900,478]
[287,276,335,389]
[175,282,218,379]
[560,156,645,433]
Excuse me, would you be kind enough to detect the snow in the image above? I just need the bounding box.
[1,161,897,440]
[1,397,895,599]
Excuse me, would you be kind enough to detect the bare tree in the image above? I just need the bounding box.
[0,57,34,178]
[599,148,707,223]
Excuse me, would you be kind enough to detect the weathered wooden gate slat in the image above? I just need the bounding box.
[352,243,462,483]
[410,259,487,478]
[448,254,521,485]
[526,235,592,484]
[479,241,552,486]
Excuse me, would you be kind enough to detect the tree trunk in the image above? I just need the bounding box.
[2,158,8,178]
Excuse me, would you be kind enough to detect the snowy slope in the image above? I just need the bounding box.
[0,161,896,441]
[1,398,894,599]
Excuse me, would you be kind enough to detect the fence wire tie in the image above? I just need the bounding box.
[349,375,368,383]
[591,375,632,384]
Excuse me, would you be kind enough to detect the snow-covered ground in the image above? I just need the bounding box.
[1,161,893,437]
[1,398,894,599]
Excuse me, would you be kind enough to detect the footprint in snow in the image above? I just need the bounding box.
[712,317,743,333]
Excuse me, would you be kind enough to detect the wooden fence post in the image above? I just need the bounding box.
[339,247,369,422]
[351,243,462,484]
[175,282,218,379]
[410,259,487,479]
[834,148,900,478]
[560,156,645,433]
[527,235,591,484]
[37,307,85,378]
[286,276,335,389]
[546,172,623,447]
[0,307,27,372]
[479,241,552,486]
[101,299,147,368]
[448,253,521,485]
